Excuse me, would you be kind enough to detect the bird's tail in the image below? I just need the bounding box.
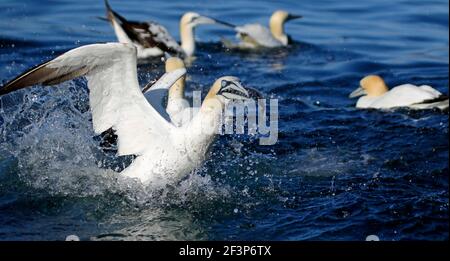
[410,95,449,111]
[425,99,449,111]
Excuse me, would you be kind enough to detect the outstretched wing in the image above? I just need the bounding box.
[105,0,183,55]
[0,43,186,156]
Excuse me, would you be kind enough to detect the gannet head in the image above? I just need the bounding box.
[269,10,302,45]
[165,56,185,72]
[181,12,219,28]
[165,57,186,100]
[349,75,389,98]
[203,76,250,109]
[180,12,219,57]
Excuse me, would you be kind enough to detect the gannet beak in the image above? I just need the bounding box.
[209,18,237,28]
[246,87,264,100]
[194,15,221,25]
[349,86,367,98]
[219,80,250,101]
[287,14,303,21]
[142,68,186,93]
[163,52,173,60]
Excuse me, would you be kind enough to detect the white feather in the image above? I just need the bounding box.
[236,24,283,48]
[356,84,446,109]
[48,43,179,157]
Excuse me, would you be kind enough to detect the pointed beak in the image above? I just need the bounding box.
[163,52,173,60]
[220,81,250,101]
[209,17,236,28]
[349,86,367,98]
[246,87,264,100]
[142,68,186,94]
[195,15,221,25]
[287,14,303,21]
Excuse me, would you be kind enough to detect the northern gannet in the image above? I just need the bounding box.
[98,56,189,150]
[155,56,265,127]
[0,43,251,184]
[218,10,302,49]
[103,0,220,58]
[349,75,449,110]
[162,57,191,126]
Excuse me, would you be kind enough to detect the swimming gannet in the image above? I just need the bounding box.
[104,0,220,58]
[153,56,266,127]
[162,57,191,126]
[218,10,302,49]
[349,75,449,110]
[0,43,251,184]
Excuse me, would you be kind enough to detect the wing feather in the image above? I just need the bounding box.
[236,24,282,47]
[0,43,185,156]
[105,0,183,55]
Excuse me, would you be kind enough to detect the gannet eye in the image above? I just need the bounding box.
[189,16,198,24]
[218,80,249,100]
[221,80,228,88]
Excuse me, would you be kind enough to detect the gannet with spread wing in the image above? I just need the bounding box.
[0,43,251,184]
[155,56,265,127]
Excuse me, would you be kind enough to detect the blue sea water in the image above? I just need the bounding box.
[0,0,448,240]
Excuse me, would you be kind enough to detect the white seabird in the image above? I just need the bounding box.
[141,55,193,127]
[0,43,251,184]
[103,0,220,59]
[151,56,265,127]
[160,56,191,127]
[349,75,449,110]
[218,10,302,49]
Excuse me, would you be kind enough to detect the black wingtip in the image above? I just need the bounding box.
[105,0,114,22]
[104,0,111,11]
[0,56,76,97]
[104,0,115,23]
[0,60,50,96]
[0,86,9,96]
[419,95,450,104]
[103,0,128,24]
[0,80,23,96]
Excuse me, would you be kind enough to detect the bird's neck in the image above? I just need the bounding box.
[269,19,288,45]
[180,24,195,56]
[185,97,224,147]
[368,84,389,97]
[168,77,185,102]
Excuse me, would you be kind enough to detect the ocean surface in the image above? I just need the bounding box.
[0,0,448,240]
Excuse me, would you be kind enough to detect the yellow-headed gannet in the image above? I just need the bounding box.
[104,0,220,58]
[0,43,251,184]
[162,57,191,126]
[349,75,449,110]
[151,56,265,127]
[218,10,302,49]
